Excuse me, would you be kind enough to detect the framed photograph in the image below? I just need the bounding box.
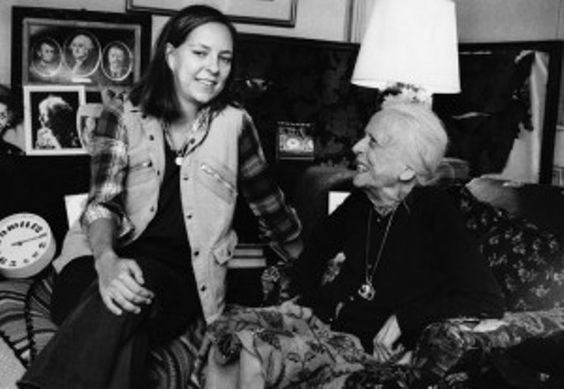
[24,85,86,156]
[276,121,314,161]
[126,0,298,27]
[12,6,151,93]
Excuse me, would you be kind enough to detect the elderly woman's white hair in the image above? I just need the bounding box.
[376,101,448,184]
[38,95,73,128]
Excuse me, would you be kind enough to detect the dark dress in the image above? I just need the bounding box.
[293,186,505,351]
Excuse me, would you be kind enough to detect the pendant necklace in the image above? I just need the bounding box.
[164,123,190,166]
[358,205,397,301]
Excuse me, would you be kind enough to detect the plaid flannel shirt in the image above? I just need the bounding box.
[82,105,301,245]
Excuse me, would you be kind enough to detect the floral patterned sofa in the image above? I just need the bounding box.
[257,166,564,388]
[2,165,564,388]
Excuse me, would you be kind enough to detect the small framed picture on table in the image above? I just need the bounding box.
[276,121,315,161]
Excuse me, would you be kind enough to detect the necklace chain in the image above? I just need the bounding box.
[164,122,191,166]
[359,206,397,300]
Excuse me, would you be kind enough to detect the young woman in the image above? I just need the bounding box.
[20,5,301,388]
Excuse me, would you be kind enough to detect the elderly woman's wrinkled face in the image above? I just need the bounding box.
[352,115,409,189]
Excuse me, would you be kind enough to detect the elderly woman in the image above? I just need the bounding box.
[292,101,505,359]
[206,101,505,388]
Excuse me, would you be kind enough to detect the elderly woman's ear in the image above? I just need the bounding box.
[399,168,415,182]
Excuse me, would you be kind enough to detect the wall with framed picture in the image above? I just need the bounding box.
[11,6,151,96]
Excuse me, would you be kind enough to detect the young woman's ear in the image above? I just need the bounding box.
[399,168,415,182]
[165,43,176,71]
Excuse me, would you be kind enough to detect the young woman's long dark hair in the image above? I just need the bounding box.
[128,5,237,122]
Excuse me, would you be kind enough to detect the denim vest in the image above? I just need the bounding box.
[54,103,242,323]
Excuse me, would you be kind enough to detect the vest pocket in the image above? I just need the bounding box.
[197,162,237,203]
[126,159,154,187]
[213,231,238,265]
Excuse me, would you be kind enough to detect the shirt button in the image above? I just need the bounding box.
[150,206,155,212]
[200,285,207,292]
[189,138,196,144]
[149,134,154,140]
[183,176,189,181]
[147,161,153,167]
[186,214,192,220]
[193,250,199,256]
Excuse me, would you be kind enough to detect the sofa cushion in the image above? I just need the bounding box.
[0,336,25,389]
[0,270,56,367]
[0,269,209,388]
[482,220,563,311]
[447,185,563,311]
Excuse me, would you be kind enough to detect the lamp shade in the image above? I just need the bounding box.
[351,0,460,94]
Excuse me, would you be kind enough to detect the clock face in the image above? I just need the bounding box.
[284,137,302,150]
[0,213,55,278]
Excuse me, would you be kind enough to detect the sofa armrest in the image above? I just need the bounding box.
[413,309,564,379]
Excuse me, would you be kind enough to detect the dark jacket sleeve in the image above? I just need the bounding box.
[395,189,505,342]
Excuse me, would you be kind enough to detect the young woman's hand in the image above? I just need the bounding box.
[95,252,154,315]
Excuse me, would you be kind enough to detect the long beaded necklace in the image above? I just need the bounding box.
[358,206,397,301]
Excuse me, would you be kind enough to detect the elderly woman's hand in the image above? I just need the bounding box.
[372,314,403,362]
[280,298,312,320]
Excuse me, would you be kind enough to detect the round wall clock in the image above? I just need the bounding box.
[0,213,56,278]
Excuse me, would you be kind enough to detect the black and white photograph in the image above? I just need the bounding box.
[12,7,151,91]
[101,41,133,82]
[62,31,102,80]
[23,84,86,155]
[29,37,62,82]
[4,1,564,389]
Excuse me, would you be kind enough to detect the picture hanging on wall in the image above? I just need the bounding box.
[126,0,298,27]
[11,6,151,93]
[23,84,86,156]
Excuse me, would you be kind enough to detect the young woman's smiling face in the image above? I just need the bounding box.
[166,22,233,114]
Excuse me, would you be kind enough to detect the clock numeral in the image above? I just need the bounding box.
[23,258,30,264]
[0,257,7,265]
[9,260,16,267]
[39,242,47,249]
[32,251,40,258]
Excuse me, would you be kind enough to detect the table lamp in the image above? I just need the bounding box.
[351,0,461,103]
